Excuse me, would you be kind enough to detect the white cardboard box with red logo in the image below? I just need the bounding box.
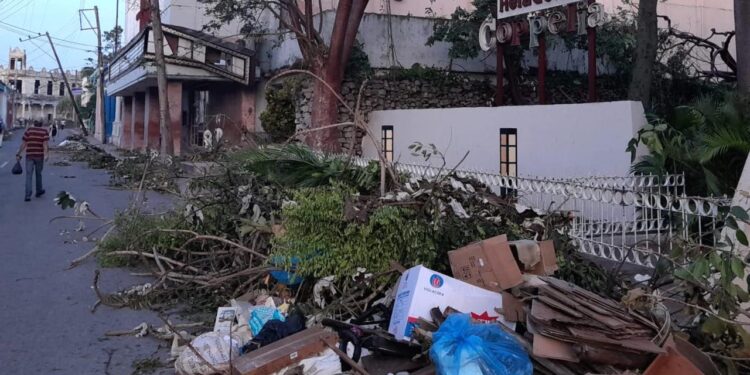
[388,265,514,341]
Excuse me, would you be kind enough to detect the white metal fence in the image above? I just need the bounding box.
[341,154,729,268]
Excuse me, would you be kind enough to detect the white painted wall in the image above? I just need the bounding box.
[362,101,647,178]
[123,0,244,44]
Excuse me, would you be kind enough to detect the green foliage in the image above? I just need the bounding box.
[273,185,437,278]
[98,212,188,267]
[237,144,381,192]
[662,206,750,355]
[260,83,297,142]
[628,93,750,195]
[344,42,372,81]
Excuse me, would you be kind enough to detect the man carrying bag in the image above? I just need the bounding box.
[16,120,49,201]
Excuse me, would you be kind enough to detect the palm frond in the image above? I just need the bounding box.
[698,125,750,163]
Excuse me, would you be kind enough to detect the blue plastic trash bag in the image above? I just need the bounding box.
[430,314,532,375]
[249,306,285,336]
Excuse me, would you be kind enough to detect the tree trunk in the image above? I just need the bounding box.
[628,0,658,109]
[309,62,342,152]
[150,0,174,155]
[736,0,750,94]
[306,0,368,152]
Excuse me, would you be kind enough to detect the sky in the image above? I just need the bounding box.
[0,0,120,71]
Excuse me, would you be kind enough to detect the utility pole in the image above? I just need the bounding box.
[38,33,88,135]
[79,7,105,143]
[150,0,174,155]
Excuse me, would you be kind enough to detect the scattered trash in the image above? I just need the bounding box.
[388,265,514,341]
[232,327,338,375]
[175,331,243,375]
[430,314,532,375]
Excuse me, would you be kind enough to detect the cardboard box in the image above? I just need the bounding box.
[388,265,514,341]
[231,327,338,375]
[531,240,558,276]
[448,235,523,292]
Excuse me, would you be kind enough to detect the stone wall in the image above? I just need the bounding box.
[294,72,495,154]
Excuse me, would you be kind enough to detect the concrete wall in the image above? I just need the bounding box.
[123,0,244,44]
[362,101,646,178]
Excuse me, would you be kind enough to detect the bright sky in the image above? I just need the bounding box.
[0,0,120,72]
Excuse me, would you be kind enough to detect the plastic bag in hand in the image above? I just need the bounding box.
[11,160,22,175]
[430,314,532,375]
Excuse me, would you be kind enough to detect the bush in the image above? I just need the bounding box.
[273,185,437,278]
[260,84,296,142]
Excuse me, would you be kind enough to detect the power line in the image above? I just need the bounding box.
[0,20,97,47]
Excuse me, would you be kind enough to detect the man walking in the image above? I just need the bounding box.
[16,120,49,201]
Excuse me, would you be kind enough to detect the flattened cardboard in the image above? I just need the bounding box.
[532,333,579,362]
[500,292,525,322]
[448,234,523,292]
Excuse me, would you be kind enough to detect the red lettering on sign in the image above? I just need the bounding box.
[509,0,517,10]
[523,0,532,6]
[499,0,510,12]
[533,0,543,4]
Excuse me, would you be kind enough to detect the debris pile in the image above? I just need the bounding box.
[58,143,746,374]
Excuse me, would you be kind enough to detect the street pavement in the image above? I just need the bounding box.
[0,128,175,374]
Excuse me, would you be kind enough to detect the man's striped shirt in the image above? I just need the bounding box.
[22,127,49,159]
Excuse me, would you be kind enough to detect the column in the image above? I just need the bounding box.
[132,92,145,151]
[112,97,123,146]
[121,96,133,149]
[144,87,160,152]
[167,81,183,155]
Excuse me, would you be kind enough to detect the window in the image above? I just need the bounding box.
[13,80,22,93]
[500,128,517,177]
[59,83,65,96]
[381,125,394,162]
[34,80,40,94]
[47,81,53,95]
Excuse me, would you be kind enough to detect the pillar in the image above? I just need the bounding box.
[167,81,183,155]
[112,97,123,146]
[144,87,160,152]
[239,86,256,133]
[132,92,145,151]
[121,96,133,149]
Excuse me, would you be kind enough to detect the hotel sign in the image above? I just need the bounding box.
[498,0,580,19]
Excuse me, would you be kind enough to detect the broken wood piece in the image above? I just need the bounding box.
[231,327,338,375]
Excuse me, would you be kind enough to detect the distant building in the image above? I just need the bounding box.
[0,81,10,126]
[0,48,82,124]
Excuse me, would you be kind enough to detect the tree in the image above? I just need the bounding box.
[150,0,174,155]
[628,0,658,108]
[103,26,123,61]
[202,0,369,151]
[736,0,750,94]
[426,0,523,104]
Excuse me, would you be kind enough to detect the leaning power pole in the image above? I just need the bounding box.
[80,6,105,143]
[150,0,174,155]
[39,33,88,135]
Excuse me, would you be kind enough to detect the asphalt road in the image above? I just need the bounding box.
[0,128,174,374]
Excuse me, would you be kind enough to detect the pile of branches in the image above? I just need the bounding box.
[58,135,118,169]
[86,163,288,311]
[71,144,553,318]
[108,151,182,193]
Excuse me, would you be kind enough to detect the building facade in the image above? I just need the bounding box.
[0,48,82,125]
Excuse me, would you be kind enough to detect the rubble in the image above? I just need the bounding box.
[59,143,745,375]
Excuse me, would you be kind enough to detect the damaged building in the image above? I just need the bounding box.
[0,48,82,125]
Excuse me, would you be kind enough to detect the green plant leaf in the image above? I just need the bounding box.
[731,258,746,279]
[731,206,750,223]
[701,316,725,335]
[737,230,749,247]
[726,216,739,230]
